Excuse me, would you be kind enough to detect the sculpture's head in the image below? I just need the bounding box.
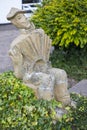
[7,7,30,29]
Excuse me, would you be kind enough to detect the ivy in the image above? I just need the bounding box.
[0,72,87,129]
[0,72,59,130]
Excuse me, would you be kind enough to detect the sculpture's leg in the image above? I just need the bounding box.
[48,68,71,105]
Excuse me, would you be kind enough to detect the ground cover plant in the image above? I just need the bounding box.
[0,71,55,130]
[0,71,87,130]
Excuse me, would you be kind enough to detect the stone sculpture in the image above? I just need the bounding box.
[7,7,71,106]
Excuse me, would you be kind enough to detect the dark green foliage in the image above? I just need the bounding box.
[32,0,87,48]
[54,94,87,130]
[70,94,87,129]
[50,46,87,81]
[0,72,87,130]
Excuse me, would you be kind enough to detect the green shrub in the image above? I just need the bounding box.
[50,46,87,81]
[0,71,87,130]
[32,0,87,48]
[54,94,87,130]
[0,71,55,130]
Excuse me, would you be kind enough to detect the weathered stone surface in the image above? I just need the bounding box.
[69,80,87,96]
[23,72,55,100]
[6,7,71,105]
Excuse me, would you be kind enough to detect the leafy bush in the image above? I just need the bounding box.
[54,94,87,130]
[0,71,87,130]
[0,72,55,130]
[32,0,87,48]
[50,46,87,81]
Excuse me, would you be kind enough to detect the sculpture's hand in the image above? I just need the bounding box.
[9,48,24,79]
[9,48,23,66]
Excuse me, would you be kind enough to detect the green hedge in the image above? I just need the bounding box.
[0,72,87,129]
[32,0,87,48]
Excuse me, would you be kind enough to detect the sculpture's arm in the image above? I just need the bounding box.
[30,22,35,29]
[9,48,24,79]
[28,21,35,31]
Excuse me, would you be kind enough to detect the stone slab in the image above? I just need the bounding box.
[69,80,87,96]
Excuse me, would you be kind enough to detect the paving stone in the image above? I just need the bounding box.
[69,80,87,96]
[0,24,19,73]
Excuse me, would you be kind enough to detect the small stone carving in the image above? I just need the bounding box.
[7,7,71,106]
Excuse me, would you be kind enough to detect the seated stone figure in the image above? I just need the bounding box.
[7,7,71,105]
